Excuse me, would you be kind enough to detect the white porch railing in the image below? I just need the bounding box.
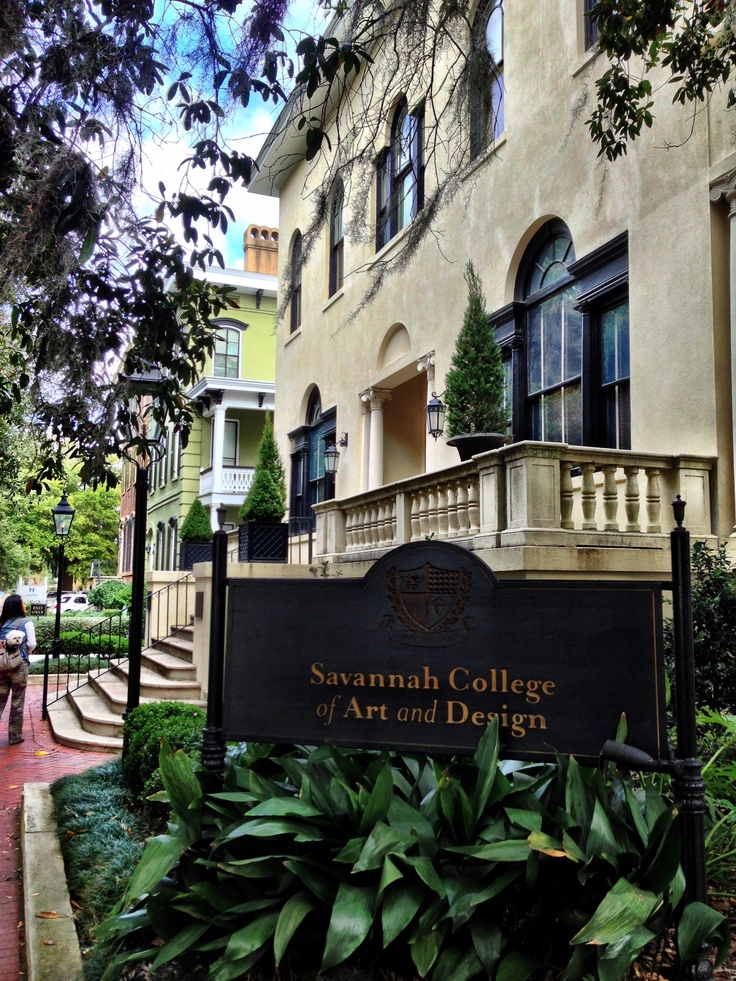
[200,466,255,498]
[313,442,715,570]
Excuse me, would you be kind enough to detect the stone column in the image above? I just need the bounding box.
[710,174,736,532]
[209,393,226,531]
[360,387,392,490]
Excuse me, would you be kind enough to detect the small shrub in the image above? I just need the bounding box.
[88,580,131,610]
[239,411,286,523]
[122,700,206,803]
[180,498,213,542]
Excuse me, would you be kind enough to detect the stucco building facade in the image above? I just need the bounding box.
[249,0,736,579]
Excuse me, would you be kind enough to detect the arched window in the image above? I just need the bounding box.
[524,228,582,444]
[492,225,630,449]
[329,178,345,296]
[469,0,504,159]
[290,232,303,333]
[376,98,425,249]
[213,322,242,378]
[288,389,336,533]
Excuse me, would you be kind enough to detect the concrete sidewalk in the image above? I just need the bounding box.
[1,682,112,981]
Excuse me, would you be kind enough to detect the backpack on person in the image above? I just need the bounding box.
[0,619,27,672]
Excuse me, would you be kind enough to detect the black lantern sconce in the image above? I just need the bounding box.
[426,392,446,440]
[324,432,348,476]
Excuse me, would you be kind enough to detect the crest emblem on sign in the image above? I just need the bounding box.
[385,562,472,645]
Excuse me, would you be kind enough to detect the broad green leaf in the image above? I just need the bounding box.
[217,856,289,879]
[565,756,593,832]
[159,739,202,839]
[381,881,424,946]
[447,869,521,929]
[571,878,660,945]
[216,817,323,842]
[623,780,650,846]
[246,797,323,819]
[353,821,416,873]
[678,901,731,966]
[447,839,531,862]
[410,921,445,977]
[387,796,437,857]
[334,836,366,864]
[398,855,446,897]
[496,950,538,981]
[562,830,586,863]
[358,761,395,834]
[587,798,619,866]
[221,911,278,962]
[469,917,503,975]
[377,855,403,899]
[283,858,336,905]
[121,834,188,907]
[320,882,376,972]
[471,717,500,823]
[505,807,543,833]
[527,831,567,857]
[437,773,473,842]
[273,891,315,966]
[150,922,209,969]
[432,943,484,981]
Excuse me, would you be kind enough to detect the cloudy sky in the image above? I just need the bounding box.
[136,0,328,270]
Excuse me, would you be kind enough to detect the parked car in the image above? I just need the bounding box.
[48,593,89,614]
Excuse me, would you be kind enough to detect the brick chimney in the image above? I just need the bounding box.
[244,224,278,276]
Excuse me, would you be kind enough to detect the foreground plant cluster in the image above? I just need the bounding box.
[52,719,727,981]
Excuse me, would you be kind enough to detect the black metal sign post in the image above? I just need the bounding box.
[670,498,712,980]
[201,508,228,773]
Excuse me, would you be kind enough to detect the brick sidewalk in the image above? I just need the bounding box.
[0,682,113,981]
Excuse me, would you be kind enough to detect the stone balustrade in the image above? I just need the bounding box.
[313,442,715,570]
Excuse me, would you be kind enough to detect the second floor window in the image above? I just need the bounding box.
[376,99,425,250]
[469,0,504,159]
[214,324,241,378]
[291,232,303,333]
[329,178,345,296]
[585,0,600,49]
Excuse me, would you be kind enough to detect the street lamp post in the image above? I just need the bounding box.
[43,493,75,720]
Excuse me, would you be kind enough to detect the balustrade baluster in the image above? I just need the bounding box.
[345,510,355,550]
[560,461,574,529]
[581,462,597,530]
[645,468,662,533]
[447,483,459,539]
[624,467,641,532]
[456,481,470,536]
[468,479,480,535]
[410,493,421,542]
[427,486,439,539]
[418,492,430,540]
[602,465,619,532]
[436,485,449,539]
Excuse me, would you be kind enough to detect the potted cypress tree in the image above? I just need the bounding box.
[238,412,288,562]
[179,498,213,570]
[444,260,509,461]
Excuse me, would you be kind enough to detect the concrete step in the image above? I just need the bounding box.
[111,663,202,701]
[141,648,197,680]
[149,635,194,663]
[47,697,122,752]
[67,685,126,738]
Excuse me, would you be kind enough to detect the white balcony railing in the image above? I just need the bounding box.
[199,465,255,499]
[313,442,715,574]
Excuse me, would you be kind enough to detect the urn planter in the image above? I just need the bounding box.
[238,521,288,563]
[446,433,506,461]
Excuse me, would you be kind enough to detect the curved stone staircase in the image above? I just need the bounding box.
[47,624,203,753]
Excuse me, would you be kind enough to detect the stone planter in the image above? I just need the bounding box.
[238,522,288,563]
[446,433,506,461]
[179,541,213,570]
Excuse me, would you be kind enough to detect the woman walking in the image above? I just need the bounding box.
[0,594,37,745]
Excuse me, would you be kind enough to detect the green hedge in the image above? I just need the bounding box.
[122,701,206,813]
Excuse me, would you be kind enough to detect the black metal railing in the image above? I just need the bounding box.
[43,573,194,711]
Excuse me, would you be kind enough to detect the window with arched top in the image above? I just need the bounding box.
[290,232,303,333]
[213,321,243,378]
[329,178,345,296]
[288,389,336,533]
[469,0,504,159]
[524,230,582,444]
[376,98,425,249]
[490,224,630,450]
